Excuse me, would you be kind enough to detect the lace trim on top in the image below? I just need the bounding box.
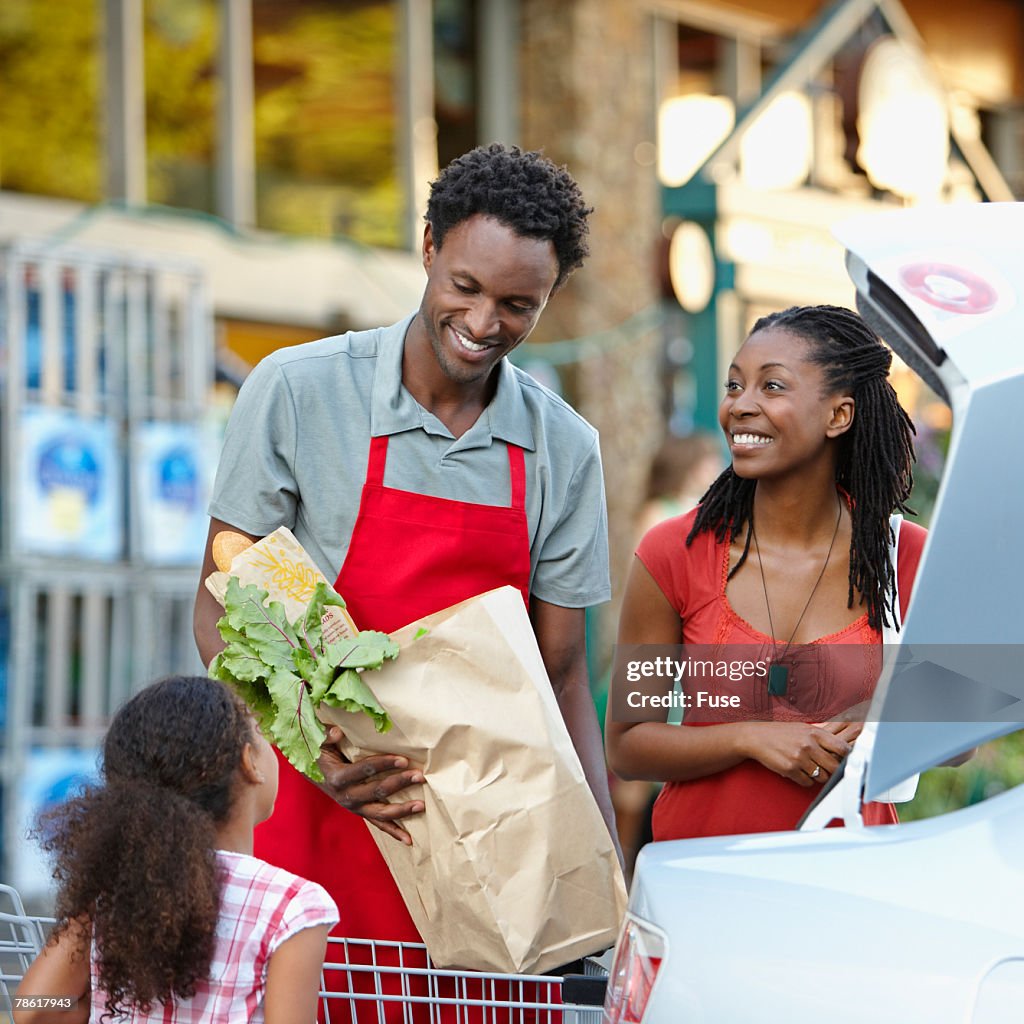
[715,530,877,647]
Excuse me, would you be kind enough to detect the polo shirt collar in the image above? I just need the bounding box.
[370,315,425,437]
[370,314,536,451]
[484,355,537,451]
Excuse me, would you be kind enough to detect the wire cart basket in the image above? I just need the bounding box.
[0,884,607,1023]
[0,885,53,1021]
[319,936,607,1024]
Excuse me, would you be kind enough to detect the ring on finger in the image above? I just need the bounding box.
[810,765,821,779]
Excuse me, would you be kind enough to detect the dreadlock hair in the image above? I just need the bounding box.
[37,676,255,1020]
[425,142,592,291]
[688,304,916,631]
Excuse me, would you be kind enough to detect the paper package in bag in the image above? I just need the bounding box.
[204,526,358,642]
[320,585,628,975]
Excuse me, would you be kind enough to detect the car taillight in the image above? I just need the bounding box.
[603,916,666,1024]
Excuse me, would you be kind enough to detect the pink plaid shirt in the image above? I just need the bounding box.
[90,850,339,1023]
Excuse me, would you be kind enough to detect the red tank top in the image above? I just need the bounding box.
[635,507,927,840]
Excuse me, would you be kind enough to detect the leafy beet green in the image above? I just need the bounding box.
[209,577,394,781]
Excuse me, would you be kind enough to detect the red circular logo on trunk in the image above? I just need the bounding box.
[899,262,998,314]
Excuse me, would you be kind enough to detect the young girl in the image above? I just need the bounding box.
[15,676,338,1023]
[607,305,928,840]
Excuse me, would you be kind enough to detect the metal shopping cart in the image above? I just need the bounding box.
[319,936,607,1024]
[0,885,52,1021]
[0,885,608,1023]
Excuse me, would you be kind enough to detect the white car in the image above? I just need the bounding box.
[603,203,1024,1024]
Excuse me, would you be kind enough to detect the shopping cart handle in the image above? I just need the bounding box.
[562,974,608,1006]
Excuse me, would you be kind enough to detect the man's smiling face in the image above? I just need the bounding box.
[418,214,559,388]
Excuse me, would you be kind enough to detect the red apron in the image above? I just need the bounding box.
[255,433,535,1022]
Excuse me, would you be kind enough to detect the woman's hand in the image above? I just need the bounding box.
[317,726,425,843]
[743,722,852,786]
[817,700,871,744]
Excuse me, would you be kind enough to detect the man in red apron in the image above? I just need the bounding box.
[194,144,618,1021]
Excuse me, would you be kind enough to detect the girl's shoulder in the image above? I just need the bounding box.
[216,851,338,921]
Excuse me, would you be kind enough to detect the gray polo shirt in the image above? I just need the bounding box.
[209,315,611,608]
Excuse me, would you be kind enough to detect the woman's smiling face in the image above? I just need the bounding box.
[719,327,853,480]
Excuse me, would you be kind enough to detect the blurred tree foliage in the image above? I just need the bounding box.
[905,416,950,528]
[901,731,1024,822]
[253,0,402,245]
[144,0,217,211]
[0,0,103,201]
[0,0,217,210]
[0,0,403,246]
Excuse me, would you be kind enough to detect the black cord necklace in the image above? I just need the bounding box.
[751,500,842,697]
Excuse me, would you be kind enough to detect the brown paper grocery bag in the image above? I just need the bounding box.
[319,585,628,974]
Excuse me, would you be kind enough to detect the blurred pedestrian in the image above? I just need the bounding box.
[634,431,724,539]
[15,677,337,1024]
[607,305,927,839]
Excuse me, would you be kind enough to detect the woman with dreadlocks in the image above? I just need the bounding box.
[606,305,926,839]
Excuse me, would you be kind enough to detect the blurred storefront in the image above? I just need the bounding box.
[0,237,214,894]
[654,0,1020,435]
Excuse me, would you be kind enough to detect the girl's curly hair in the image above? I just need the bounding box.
[38,676,254,1020]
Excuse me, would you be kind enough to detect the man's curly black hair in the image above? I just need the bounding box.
[425,142,592,291]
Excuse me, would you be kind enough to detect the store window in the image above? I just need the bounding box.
[434,0,479,168]
[0,0,103,202]
[144,0,218,214]
[658,25,729,188]
[252,0,403,248]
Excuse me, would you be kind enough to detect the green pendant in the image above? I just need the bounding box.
[767,662,789,696]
